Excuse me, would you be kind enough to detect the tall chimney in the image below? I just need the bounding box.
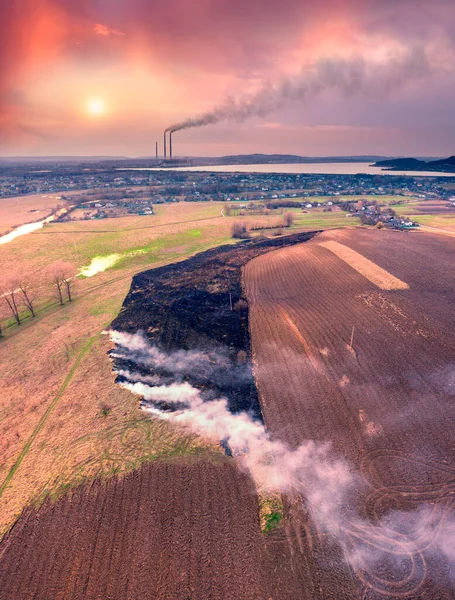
[164,131,167,159]
[170,131,173,160]
[156,141,158,161]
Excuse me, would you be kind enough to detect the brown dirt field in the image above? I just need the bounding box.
[245,228,455,599]
[0,457,268,600]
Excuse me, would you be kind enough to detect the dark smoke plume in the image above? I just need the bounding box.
[166,47,430,133]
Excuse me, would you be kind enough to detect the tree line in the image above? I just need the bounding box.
[0,260,76,338]
[231,212,295,239]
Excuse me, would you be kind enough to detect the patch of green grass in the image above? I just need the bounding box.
[408,214,455,229]
[389,203,420,216]
[99,403,112,418]
[259,493,284,533]
[111,228,204,270]
[263,511,283,532]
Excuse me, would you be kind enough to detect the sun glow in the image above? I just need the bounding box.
[87,97,106,116]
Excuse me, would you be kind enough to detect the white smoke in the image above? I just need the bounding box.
[119,371,354,516]
[110,330,247,383]
[167,47,431,133]
[110,330,455,588]
[110,330,231,372]
[115,369,163,386]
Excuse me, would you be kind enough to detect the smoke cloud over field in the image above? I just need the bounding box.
[111,330,455,586]
[110,330,253,392]
[167,48,431,133]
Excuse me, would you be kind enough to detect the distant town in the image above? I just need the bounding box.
[1,160,454,228]
[1,163,455,201]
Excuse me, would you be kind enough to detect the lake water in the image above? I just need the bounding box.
[125,162,455,178]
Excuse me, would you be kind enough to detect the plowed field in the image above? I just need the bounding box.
[245,228,455,599]
[0,457,267,600]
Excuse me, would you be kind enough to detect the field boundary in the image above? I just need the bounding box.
[31,214,224,235]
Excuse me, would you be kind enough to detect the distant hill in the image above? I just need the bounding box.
[0,154,392,170]
[194,154,389,166]
[374,158,428,169]
[427,156,455,170]
[374,156,455,173]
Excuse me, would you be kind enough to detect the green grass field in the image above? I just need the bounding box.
[292,209,360,229]
[389,202,455,231]
[408,214,455,230]
[389,202,421,216]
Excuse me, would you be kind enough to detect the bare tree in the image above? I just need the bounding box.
[48,260,77,305]
[0,277,22,325]
[0,303,6,338]
[283,212,295,227]
[231,221,250,239]
[13,273,37,317]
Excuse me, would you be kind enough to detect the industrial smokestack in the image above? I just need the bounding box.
[170,131,173,160]
[156,141,158,161]
[163,131,167,160]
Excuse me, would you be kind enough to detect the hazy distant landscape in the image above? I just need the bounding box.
[2,0,455,598]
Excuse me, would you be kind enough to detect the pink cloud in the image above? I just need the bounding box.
[1,0,454,155]
[94,24,125,37]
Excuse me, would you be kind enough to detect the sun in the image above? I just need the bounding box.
[86,98,106,117]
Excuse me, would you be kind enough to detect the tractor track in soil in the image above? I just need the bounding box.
[244,228,455,599]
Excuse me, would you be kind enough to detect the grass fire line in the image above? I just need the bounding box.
[110,330,455,584]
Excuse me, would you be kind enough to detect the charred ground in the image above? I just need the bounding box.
[111,231,318,418]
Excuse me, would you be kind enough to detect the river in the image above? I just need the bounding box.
[0,216,57,246]
[0,205,71,246]
[123,162,455,177]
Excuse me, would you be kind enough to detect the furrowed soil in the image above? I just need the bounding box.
[245,228,455,599]
[0,457,267,600]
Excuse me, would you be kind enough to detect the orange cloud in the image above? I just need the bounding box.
[94,24,125,37]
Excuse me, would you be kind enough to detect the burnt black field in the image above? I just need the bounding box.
[111,231,318,418]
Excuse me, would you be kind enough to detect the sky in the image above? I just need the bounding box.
[0,0,454,157]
